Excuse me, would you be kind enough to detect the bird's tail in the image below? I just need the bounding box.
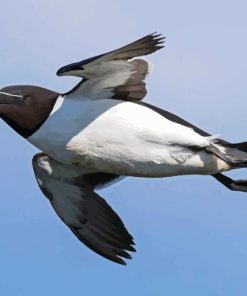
[206,140,247,168]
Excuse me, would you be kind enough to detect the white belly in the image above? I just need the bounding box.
[27,95,230,176]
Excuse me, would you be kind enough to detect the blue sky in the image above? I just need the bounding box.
[1,0,247,295]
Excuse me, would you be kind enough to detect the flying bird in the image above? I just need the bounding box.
[1,33,247,265]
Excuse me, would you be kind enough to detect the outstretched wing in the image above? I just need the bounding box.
[57,33,165,101]
[32,153,135,265]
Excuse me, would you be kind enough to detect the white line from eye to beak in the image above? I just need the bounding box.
[0,91,24,99]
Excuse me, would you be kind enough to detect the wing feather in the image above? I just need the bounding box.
[32,153,135,265]
[57,33,165,101]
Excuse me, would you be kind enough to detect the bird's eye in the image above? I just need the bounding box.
[22,95,31,101]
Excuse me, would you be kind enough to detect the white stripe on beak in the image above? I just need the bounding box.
[0,91,23,99]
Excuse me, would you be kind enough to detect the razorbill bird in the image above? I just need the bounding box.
[1,33,247,265]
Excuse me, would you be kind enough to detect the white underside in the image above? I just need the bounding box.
[27,95,231,177]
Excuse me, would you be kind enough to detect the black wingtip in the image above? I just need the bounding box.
[128,245,136,252]
[117,258,127,265]
[151,32,166,43]
[129,32,166,53]
[114,249,134,265]
[143,32,166,54]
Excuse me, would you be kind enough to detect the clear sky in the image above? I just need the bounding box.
[1,0,247,295]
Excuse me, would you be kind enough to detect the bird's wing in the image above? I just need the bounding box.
[32,153,135,265]
[57,33,165,101]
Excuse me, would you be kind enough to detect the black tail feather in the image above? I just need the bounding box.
[207,140,247,167]
[221,142,247,153]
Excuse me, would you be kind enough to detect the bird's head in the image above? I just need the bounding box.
[0,85,58,138]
